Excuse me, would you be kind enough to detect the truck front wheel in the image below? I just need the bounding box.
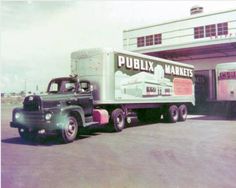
[61,116,78,143]
[164,105,179,123]
[111,108,125,132]
[178,104,188,121]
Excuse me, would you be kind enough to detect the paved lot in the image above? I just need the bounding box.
[1,104,236,188]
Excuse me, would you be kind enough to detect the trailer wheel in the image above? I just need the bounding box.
[164,105,179,123]
[178,104,188,121]
[111,108,125,132]
[61,116,78,143]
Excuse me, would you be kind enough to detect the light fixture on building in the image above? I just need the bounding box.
[191,5,204,15]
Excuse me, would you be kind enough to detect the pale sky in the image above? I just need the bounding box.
[1,0,236,93]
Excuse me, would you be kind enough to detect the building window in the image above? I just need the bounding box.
[217,22,228,35]
[146,35,153,46]
[194,26,204,39]
[137,37,145,47]
[154,34,162,44]
[137,33,162,47]
[205,24,216,37]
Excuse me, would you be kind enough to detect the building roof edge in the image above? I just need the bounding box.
[123,8,236,33]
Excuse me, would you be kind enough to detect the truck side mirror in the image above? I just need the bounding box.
[79,81,92,93]
[90,85,94,92]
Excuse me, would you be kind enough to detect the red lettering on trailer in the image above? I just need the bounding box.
[218,71,236,80]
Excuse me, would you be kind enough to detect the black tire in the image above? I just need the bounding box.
[164,105,179,123]
[18,128,37,141]
[111,108,125,132]
[61,116,78,143]
[178,104,188,121]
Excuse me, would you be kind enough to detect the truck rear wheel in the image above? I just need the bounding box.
[178,104,188,121]
[164,105,179,123]
[111,108,125,132]
[61,116,78,143]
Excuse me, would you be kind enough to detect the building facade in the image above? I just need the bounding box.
[123,8,236,104]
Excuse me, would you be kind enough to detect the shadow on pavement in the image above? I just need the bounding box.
[1,137,38,145]
[6,115,232,146]
[1,136,62,146]
[188,115,236,121]
[1,126,113,146]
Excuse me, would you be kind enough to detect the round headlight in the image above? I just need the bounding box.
[45,113,52,121]
[15,112,21,120]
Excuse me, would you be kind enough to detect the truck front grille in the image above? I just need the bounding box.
[21,112,45,125]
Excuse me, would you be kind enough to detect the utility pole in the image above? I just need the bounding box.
[36,84,39,93]
[24,79,27,95]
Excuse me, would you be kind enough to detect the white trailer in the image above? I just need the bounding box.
[214,62,236,116]
[216,62,236,101]
[71,48,195,127]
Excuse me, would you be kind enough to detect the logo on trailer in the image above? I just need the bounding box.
[218,71,236,80]
[165,65,193,78]
[117,54,193,78]
[118,55,154,73]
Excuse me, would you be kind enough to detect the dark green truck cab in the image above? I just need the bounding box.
[10,76,96,143]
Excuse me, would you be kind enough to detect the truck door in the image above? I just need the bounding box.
[77,81,93,116]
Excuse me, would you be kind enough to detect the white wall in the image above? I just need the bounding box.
[123,9,236,53]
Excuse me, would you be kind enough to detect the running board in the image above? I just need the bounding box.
[85,116,93,123]
[84,121,99,127]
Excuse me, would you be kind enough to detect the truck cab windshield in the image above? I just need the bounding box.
[48,79,76,93]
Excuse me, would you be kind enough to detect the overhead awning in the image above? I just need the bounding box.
[145,42,236,61]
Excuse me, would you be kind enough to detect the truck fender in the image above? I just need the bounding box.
[60,105,85,127]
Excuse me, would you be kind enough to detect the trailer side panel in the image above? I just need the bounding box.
[114,52,194,104]
[71,48,195,105]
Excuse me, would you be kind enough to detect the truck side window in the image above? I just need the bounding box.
[50,83,59,92]
[79,81,90,93]
[65,83,75,92]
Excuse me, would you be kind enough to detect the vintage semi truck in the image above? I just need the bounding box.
[10,48,195,143]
